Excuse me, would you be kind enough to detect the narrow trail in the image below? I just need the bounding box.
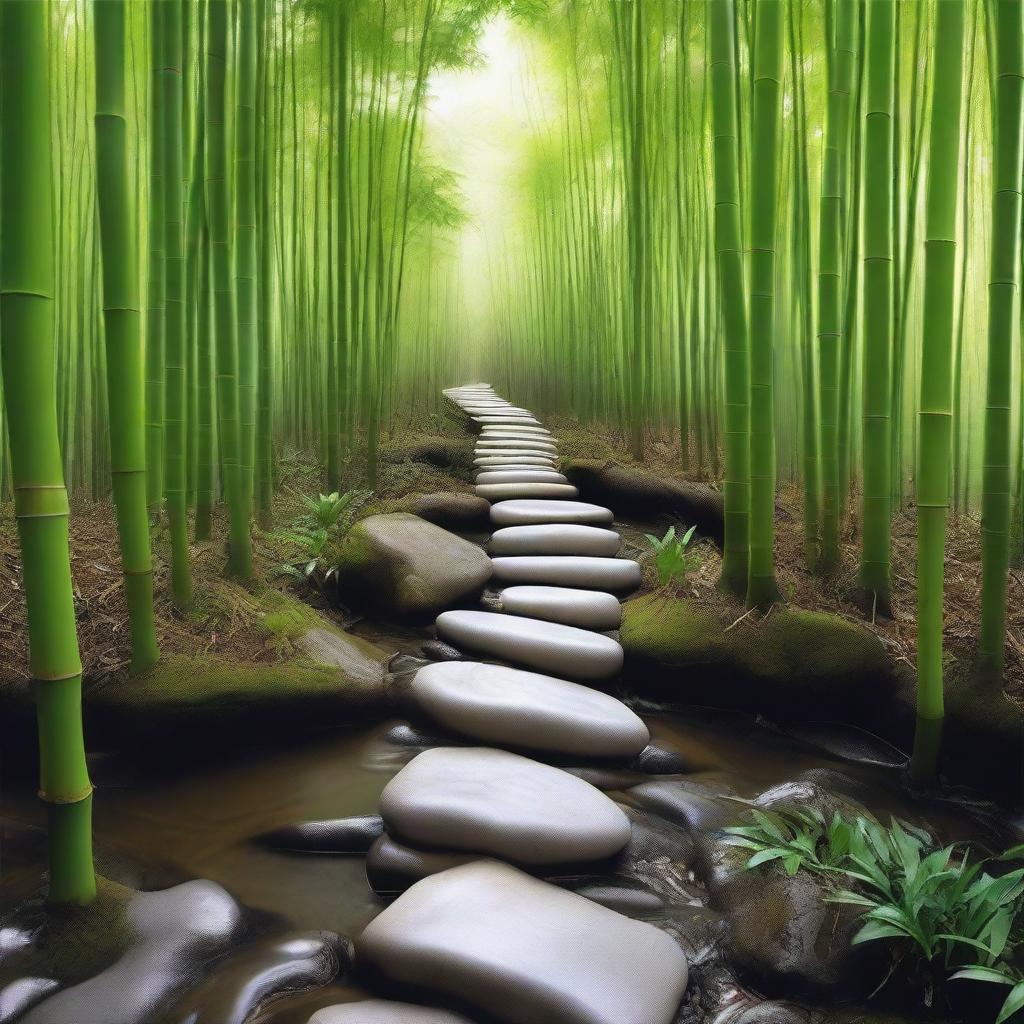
[313,385,689,1024]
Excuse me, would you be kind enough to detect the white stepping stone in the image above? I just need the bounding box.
[379,747,631,862]
[435,609,623,678]
[473,416,543,426]
[491,556,642,591]
[470,407,533,416]
[473,450,557,462]
[490,499,614,526]
[475,439,557,451]
[499,585,623,630]
[474,466,563,479]
[411,661,646,755]
[475,483,579,501]
[481,425,552,437]
[475,470,568,484]
[488,524,622,556]
[475,456,558,468]
[478,431,557,443]
[357,861,688,1024]
[310,1001,475,1024]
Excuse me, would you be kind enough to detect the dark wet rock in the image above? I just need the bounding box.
[256,816,384,853]
[358,860,688,1024]
[385,436,473,470]
[384,723,460,748]
[625,776,743,835]
[629,745,692,774]
[571,883,666,917]
[0,977,60,1023]
[170,930,347,1024]
[413,492,491,532]
[422,640,465,661]
[620,595,898,725]
[365,834,483,895]
[311,1001,477,1023]
[21,879,241,1024]
[379,747,631,864]
[562,459,724,542]
[709,998,811,1024]
[333,514,491,619]
[779,721,909,770]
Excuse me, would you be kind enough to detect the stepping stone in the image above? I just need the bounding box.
[311,1001,476,1024]
[481,425,552,437]
[475,466,563,478]
[379,747,631,862]
[478,431,558,444]
[491,556,641,591]
[490,499,614,526]
[357,861,688,1024]
[489,524,622,556]
[475,439,557,452]
[475,456,558,469]
[435,610,623,678]
[474,450,557,463]
[410,661,647,756]
[473,416,543,426]
[498,584,622,630]
[475,470,567,485]
[475,483,578,501]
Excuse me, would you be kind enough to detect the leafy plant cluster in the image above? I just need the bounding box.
[723,809,1024,1023]
[645,524,700,588]
[273,490,367,583]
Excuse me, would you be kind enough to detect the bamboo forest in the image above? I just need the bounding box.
[8,0,1024,1021]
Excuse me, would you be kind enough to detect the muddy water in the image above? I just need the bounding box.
[2,694,1012,1022]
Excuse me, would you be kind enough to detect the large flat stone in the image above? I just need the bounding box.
[366,833,484,894]
[475,470,567,484]
[379,747,631,862]
[357,860,688,1024]
[499,585,622,630]
[474,452,557,465]
[478,431,557,444]
[333,513,491,618]
[473,416,543,426]
[311,1000,476,1023]
[475,456,558,468]
[475,439,557,452]
[435,610,623,679]
[475,483,579,501]
[491,556,641,591]
[481,425,552,437]
[474,463,561,476]
[410,661,646,755]
[488,524,621,556]
[490,500,614,526]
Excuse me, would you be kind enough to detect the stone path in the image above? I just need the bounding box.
[320,385,687,1024]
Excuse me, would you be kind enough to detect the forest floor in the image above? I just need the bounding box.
[2,412,1021,709]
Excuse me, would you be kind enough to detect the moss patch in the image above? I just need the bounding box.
[621,593,899,724]
[0,876,136,988]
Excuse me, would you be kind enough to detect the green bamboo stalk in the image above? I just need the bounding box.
[256,0,274,528]
[817,0,856,574]
[746,0,783,608]
[94,0,160,671]
[162,0,192,607]
[859,0,895,614]
[979,0,1024,683]
[146,1,165,511]
[911,0,966,782]
[1,0,96,906]
[708,0,750,597]
[206,0,252,578]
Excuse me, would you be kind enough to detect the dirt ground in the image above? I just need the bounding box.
[1,413,1021,704]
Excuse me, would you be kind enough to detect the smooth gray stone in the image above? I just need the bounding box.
[481,427,552,438]
[0,979,60,1023]
[499,585,622,630]
[257,815,384,853]
[357,861,688,1024]
[311,1000,476,1023]
[475,460,558,472]
[573,884,666,917]
[491,556,641,591]
[21,880,241,1024]
[490,500,614,526]
[488,524,621,556]
[469,407,533,416]
[478,431,557,444]
[435,610,623,679]
[475,470,567,484]
[410,661,647,755]
[473,448,557,459]
[423,639,465,661]
[476,483,579,501]
[475,439,557,452]
[474,454,557,466]
[379,747,631,863]
[366,833,483,894]
[473,416,542,426]
[474,469,565,483]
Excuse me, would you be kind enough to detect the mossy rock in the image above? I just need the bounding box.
[84,651,391,753]
[383,435,473,470]
[620,594,898,724]
[562,459,724,542]
[332,512,491,619]
[413,492,491,532]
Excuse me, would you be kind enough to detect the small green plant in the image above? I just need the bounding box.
[725,809,1024,1021]
[274,490,366,582]
[645,524,700,587]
